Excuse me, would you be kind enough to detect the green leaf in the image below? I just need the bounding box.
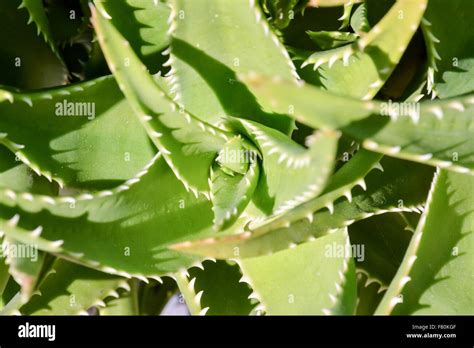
[338,2,354,30]
[350,3,371,34]
[167,0,298,134]
[174,270,203,315]
[0,77,155,188]
[422,0,474,99]
[239,228,357,315]
[263,0,300,29]
[355,272,385,315]
[1,236,46,303]
[100,284,138,316]
[0,248,9,306]
[184,260,255,315]
[242,75,474,174]
[0,0,67,89]
[98,0,170,73]
[234,119,339,215]
[307,30,358,50]
[173,154,432,259]
[0,146,57,195]
[241,74,375,129]
[18,259,127,315]
[0,278,21,311]
[349,213,415,286]
[301,0,427,99]
[351,97,474,175]
[0,155,218,278]
[93,3,230,195]
[307,0,363,6]
[376,170,474,315]
[0,147,56,304]
[210,158,260,231]
[19,0,62,60]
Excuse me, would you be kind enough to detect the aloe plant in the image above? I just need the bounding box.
[0,0,472,316]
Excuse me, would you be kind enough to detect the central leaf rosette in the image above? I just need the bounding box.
[211,135,261,230]
[91,0,341,235]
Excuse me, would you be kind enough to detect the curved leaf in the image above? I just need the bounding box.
[0,155,219,278]
[349,213,415,287]
[173,154,432,259]
[19,0,62,60]
[302,0,427,99]
[376,170,474,315]
[233,119,339,215]
[422,0,474,99]
[98,0,170,73]
[238,228,357,315]
[93,3,230,195]
[182,260,255,315]
[167,0,298,133]
[242,75,474,174]
[0,77,155,188]
[210,157,260,231]
[0,0,67,89]
[18,259,127,315]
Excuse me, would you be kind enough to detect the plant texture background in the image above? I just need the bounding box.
[0,0,472,315]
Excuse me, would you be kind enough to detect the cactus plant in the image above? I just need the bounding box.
[0,0,472,316]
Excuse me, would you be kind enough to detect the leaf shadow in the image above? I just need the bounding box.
[395,189,473,314]
[171,38,295,135]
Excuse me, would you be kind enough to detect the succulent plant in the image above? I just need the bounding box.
[0,0,472,316]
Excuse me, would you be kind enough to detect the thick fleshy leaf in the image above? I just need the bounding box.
[242,76,474,174]
[307,30,358,50]
[350,3,370,34]
[20,0,62,59]
[172,149,380,257]
[0,255,8,307]
[0,155,219,278]
[98,0,170,73]
[100,284,138,316]
[241,74,375,129]
[0,77,155,188]
[180,260,255,315]
[93,3,230,195]
[376,170,474,315]
[302,0,427,99]
[351,97,474,175]
[239,229,357,315]
[262,0,300,29]
[307,0,362,6]
[173,154,432,259]
[0,0,67,89]
[1,236,46,303]
[422,0,474,99]
[356,272,385,315]
[17,259,128,315]
[0,146,57,195]
[349,213,415,287]
[210,158,260,231]
[233,119,339,215]
[167,0,298,133]
[0,148,56,303]
[0,278,21,312]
